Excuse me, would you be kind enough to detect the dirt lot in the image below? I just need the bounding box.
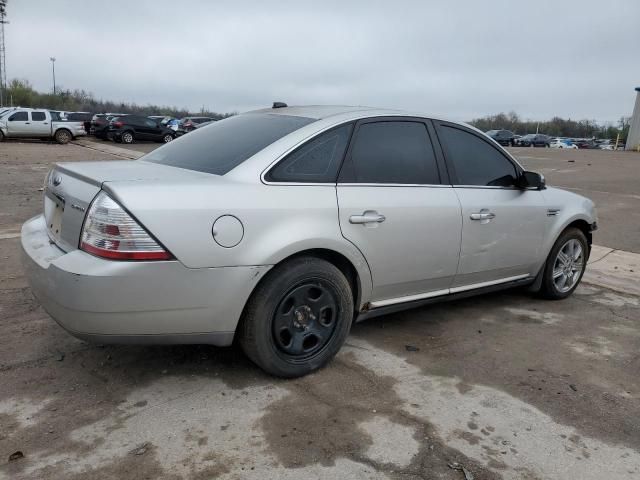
[1,141,639,479]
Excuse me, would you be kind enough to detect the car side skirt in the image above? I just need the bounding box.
[356,276,534,322]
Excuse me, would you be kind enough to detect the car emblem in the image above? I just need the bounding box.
[52,175,62,186]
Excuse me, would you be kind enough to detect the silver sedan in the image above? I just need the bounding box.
[21,104,597,377]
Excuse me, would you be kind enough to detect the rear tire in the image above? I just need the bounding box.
[239,256,354,378]
[121,131,134,144]
[0,131,5,142]
[55,129,72,145]
[162,133,173,143]
[540,227,588,300]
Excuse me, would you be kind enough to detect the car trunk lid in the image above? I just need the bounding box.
[43,160,212,253]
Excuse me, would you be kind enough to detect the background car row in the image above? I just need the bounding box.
[89,114,217,143]
[486,129,622,149]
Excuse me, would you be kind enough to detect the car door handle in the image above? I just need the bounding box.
[349,211,386,224]
[470,211,496,221]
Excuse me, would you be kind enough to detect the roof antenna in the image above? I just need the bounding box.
[272,102,287,109]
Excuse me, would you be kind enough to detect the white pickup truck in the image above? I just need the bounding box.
[0,108,87,144]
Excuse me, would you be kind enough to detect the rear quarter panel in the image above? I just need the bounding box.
[106,180,374,306]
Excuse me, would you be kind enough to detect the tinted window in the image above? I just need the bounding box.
[145,119,158,127]
[439,125,517,187]
[9,112,28,121]
[267,124,352,183]
[31,111,46,121]
[347,121,440,184]
[145,113,315,175]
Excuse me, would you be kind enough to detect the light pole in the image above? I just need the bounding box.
[49,56,56,95]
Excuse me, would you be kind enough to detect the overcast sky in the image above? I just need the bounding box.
[5,0,640,121]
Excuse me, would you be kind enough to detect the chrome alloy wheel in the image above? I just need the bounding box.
[552,239,585,293]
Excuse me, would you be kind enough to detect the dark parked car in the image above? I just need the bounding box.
[108,115,176,144]
[485,129,516,146]
[516,134,550,147]
[66,112,93,133]
[575,139,599,149]
[179,116,214,133]
[90,114,126,139]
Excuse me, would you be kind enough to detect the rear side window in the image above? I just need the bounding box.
[267,124,352,183]
[145,113,316,175]
[345,121,440,184]
[439,125,518,187]
[9,112,28,121]
[31,111,46,121]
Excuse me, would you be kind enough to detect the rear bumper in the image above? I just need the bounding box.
[21,215,271,345]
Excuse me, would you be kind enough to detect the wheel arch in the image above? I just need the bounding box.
[282,248,363,312]
[240,244,372,323]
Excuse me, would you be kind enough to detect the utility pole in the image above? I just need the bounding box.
[50,57,56,95]
[0,0,8,107]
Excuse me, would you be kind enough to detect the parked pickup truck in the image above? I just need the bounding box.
[0,108,86,144]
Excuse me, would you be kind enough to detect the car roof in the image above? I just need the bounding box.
[247,105,402,120]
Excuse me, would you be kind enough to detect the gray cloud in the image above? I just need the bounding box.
[6,0,640,121]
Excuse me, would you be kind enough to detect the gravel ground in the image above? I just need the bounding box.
[1,141,639,479]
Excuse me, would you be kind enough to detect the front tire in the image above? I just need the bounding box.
[162,133,173,143]
[239,256,354,378]
[540,228,588,299]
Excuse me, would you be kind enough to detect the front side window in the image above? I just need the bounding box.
[9,112,28,121]
[145,113,316,175]
[439,125,518,187]
[267,124,352,183]
[31,111,46,121]
[346,121,440,184]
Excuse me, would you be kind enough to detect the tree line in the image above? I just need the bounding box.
[2,79,234,120]
[469,111,630,140]
[1,78,630,139]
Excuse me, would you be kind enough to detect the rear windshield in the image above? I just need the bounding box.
[144,113,315,175]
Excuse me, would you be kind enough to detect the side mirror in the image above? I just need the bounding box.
[518,171,545,190]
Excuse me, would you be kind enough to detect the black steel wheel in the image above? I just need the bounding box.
[239,256,354,378]
[271,280,339,362]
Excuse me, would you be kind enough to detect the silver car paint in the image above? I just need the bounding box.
[21,106,597,345]
[337,184,462,301]
[452,187,547,286]
[22,215,270,343]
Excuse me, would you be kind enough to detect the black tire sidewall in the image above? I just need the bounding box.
[541,228,588,299]
[55,129,71,144]
[239,257,354,378]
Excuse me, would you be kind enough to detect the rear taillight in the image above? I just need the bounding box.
[80,191,172,261]
[113,121,123,128]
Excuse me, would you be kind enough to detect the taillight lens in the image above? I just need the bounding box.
[113,121,123,128]
[80,191,172,261]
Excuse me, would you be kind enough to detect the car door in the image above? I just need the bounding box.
[434,121,547,289]
[5,111,30,136]
[30,111,51,136]
[337,118,462,303]
[142,118,162,140]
